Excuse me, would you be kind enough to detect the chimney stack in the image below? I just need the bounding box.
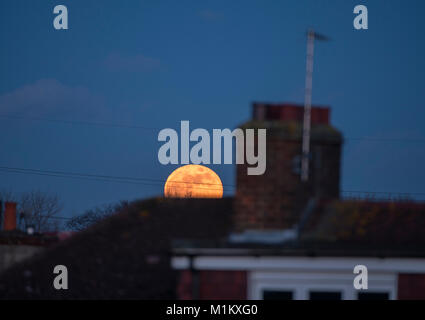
[234,103,343,232]
[3,202,17,231]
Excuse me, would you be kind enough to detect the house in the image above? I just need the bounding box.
[0,102,424,300]
[0,198,233,299]
[0,202,58,275]
[172,103,425,300]
[172,200,425,300]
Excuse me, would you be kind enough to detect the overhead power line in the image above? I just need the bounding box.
[1,165,425,198]
[342,190,425,196]
[1,114,425,143]
[0,166,234,191]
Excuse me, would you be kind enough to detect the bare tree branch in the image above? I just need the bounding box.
[66,201,128,231]
[19,190,62,232]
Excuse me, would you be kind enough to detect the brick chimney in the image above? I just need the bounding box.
[3,202,17,231]
[234,103,343,232]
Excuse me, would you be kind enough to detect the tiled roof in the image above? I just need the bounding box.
[1,196,425,299]
[0,231,58,246]
[173,199,425,258]
[0,197,233,299]
[301,200,425,246]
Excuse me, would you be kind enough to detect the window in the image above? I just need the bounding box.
[309,291,342,300]
[358,292,389,300]
[263,290,293,300]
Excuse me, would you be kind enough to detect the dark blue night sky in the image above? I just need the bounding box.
[1,0,424,218]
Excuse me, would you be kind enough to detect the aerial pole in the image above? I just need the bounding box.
[301,29,329,182]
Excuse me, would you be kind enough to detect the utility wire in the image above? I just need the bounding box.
[24,195,425,223]
[341,190,425,196]
[1,114,425,143]
[0,166,234,190]
[1,165,425,197]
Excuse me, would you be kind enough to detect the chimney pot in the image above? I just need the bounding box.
[4,202,17,231]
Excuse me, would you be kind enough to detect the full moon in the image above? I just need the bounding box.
[164,165,223,198]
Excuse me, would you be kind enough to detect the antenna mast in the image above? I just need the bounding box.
[301,29,315,182]
[301,29,328,182]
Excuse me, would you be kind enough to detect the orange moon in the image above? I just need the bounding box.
[164,165,223,198]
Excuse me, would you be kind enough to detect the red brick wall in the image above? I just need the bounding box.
[3,202,17,231]
[177,270,247,300]
[234,103,342,232]
[234,134,342,231]
[398,273,425,300]
[177,270,193,300]
[253,103,330,125]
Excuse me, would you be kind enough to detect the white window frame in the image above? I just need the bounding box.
[248,270,397,300]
